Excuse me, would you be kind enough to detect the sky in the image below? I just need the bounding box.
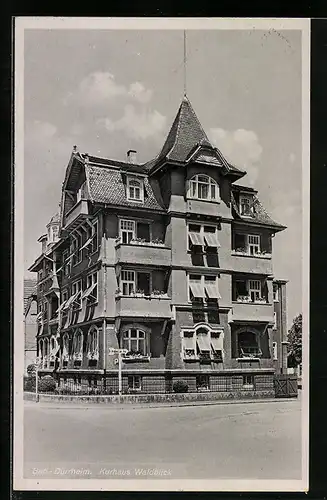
[23,28,303,326]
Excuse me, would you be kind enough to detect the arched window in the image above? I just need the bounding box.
[122,328,146,355]
[39,339,44,359]
[73,329,83,355]
[50,337,56,352]
[187,174,219,202]
[127,177,144,202]
[44,338,49,356]
[87,326,99,358]
[238,331,262,358]
[62,333,69,357]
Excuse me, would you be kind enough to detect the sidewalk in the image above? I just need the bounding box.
[24,396,299,411]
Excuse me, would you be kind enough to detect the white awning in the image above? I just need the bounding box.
[189,282,205,298]
[189,232,204,246]
[81,282,96,299]
[205,282,221,299]
[211,334,223,351]
[80,237,92,251]
[56,300,67,313]
[183,335,195,350]
[197,334,211,352]
[63,291,79,310]
[204,232,220,248]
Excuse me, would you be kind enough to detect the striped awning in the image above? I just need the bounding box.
[197,334,211,352]
[204,232,220,248]
[205,282,221,299]
[189,282,204,298]
[189,232,204,246]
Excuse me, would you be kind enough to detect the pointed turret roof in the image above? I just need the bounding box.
[145,95,245,180]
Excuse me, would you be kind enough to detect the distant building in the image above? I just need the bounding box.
[29,95,288,394]
[24,279,37,372]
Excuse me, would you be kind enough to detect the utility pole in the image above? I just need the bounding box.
[108,348,127,396]
[35,357,39,403]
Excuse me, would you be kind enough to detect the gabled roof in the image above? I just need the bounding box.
[85,165,164,211]
[231,191,286,232]
[144,95,246,180]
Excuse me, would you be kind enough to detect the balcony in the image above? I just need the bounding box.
[62,200,90,231]
[231,301,274,323]
[115,241,171,267]
[115,294,172,319]
[231,251,273,274]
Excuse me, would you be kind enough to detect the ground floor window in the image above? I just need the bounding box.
[238,331,262,358]
[128,375,142,391]
[243,374,254,389]
[196,374,210,391]
[122,328,146,355]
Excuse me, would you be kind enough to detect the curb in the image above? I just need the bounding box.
[24,397,299,411]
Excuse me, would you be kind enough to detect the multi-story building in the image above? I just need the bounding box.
[29,95,288,394]
[24,279,37,372]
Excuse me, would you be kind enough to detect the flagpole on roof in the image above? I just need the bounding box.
[183,29,187,96]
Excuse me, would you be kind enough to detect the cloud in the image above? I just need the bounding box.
[128,82,153,103]
[101,104,167,141]
[65,72,154,107]
[208,128,263,185]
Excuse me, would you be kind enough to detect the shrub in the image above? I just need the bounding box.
[26,364,37,376]
[24,376,36,392]
[38,376,56,393]
[173,380,189,393]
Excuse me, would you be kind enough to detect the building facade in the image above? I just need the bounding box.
[24,279,37,372]
[29,96,288,394]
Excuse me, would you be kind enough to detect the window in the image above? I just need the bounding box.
[238,331,262,358]
[196,327,211,361]
[62,250,70,277]
[119,219,150,244]
[272,341,278,360]
[77,181,87,203]
[38,339,43,359]
[189,274,220,301]
[248,235,260,255]
[83,272,98,303]
[243,374,254,388]
[38,269,44,281]
[73,329,83,361]
[62,333,69,359]
[273,312,277,330]
[273,283,279,302]
[71,232,82,265]
[120,220,135,243]
[121,270,135,295]
[188,223,220,250]
[128,375,142,391]
[239,195,254,216]
[249,280,261,302]
[61,288,68,305]
[182,331,196,360]
[90,219,99,254]
[87,326,99,360]
[120,270,151,296]
[71,280,82,310]
[196,375,210,391]
[127,177,144,202]
[187,175,219,202]
[122,328,146,355]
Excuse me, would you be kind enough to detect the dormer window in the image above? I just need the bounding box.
[187,175,219,202]
[127,177,144,202]
[239,195,254,216]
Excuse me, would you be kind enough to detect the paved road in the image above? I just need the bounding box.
[24,399,302,480]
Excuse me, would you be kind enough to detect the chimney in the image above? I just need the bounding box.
[127,149,137,164]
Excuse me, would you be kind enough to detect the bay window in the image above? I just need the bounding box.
[120,270,151,296]
[238,331,262,358]
[119,219,150,243]
[233,278,267,303]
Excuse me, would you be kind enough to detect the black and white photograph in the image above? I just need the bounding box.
[14,17,309,492]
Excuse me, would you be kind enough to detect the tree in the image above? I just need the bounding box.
[287,313,302,367]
